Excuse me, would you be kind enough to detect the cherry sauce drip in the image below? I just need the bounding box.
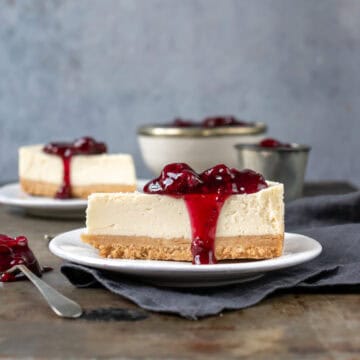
[144,163,268,265]
[43,136,107,199]
[0,234,42,282]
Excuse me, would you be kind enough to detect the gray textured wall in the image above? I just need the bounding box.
[1,0,359,184]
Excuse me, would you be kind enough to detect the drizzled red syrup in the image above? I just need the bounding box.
[0,234,42,282]
[171,116,251,128]
[144,163,268,264]
[43,136,107,199]
[259,138,291,148]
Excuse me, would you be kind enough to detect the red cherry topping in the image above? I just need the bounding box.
[173,119,196,127]
[144,163,202,195]
[144,163,267,196]
[259,138,291,148]
[171,116,251,128]
[202,116,249,127]
[44,136,107,157]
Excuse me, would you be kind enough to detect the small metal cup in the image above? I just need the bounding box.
[234,143,311,202]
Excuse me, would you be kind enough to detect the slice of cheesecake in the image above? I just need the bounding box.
[82,163,284,264]
[19,137,136,199]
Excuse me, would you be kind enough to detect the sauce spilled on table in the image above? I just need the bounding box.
[0,234,43,282]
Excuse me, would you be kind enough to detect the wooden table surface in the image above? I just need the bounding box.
[1,182,359,359]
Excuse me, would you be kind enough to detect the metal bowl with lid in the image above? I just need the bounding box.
[138,122,267,175]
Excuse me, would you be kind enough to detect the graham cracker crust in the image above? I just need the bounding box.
[81,233,284,261]
[20,178,137,199]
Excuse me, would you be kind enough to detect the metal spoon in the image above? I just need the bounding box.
[6,264,83,319]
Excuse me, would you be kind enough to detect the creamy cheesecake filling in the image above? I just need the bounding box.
[86,184,283,239]
[19,145,136,186]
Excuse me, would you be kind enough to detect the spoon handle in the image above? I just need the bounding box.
[17,265,83,319]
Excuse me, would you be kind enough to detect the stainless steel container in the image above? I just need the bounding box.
[235,144,311,201]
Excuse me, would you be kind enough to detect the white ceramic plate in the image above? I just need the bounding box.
[49,229,322,287]
[0,180,149,218]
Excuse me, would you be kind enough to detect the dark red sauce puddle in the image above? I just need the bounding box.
[0,234,50,282]
[43,136,107,199]
[144,163,268,265]
[259,138,292,148]
[172,116,251,128]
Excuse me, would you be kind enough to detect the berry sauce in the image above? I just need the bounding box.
[259,138,291,148]
[202,116,249,128]
[43,137,107,199]
[173,118,195,127]
[144,163,268,265]
[171,116,251,128]
[0,234,42,282]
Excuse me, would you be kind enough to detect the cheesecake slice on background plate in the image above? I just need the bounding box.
[19,137,137,199]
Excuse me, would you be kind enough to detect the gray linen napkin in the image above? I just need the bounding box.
[61,191,360,319]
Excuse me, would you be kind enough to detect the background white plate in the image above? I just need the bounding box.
[49,228,322,287]
[0,180,149,218]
